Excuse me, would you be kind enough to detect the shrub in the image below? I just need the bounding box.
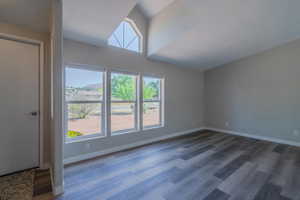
[69,103,98,119]
[67,130,83,138]
[111,75,135,100]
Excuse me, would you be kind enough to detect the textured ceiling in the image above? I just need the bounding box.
[138,0,177,19]
[148,0,300,70]
[62,0,300,70]
[4,0,299,71]
[63,0,138,46]
[0,0,51,32]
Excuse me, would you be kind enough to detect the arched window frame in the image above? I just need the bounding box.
[108,18,143,53]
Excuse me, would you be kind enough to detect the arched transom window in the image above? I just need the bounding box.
[108,19,142,53]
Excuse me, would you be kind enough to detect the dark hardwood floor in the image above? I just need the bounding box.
[57,131,300,200]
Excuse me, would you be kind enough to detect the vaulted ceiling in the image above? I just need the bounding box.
[63,0,139,46]
[63,0,300,70]
[2,0,300,70]
[146,0,300,70]
[138,0,176,19]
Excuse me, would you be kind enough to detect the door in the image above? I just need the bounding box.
[0,38,40,176]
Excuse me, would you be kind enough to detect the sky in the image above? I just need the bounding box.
[66,67,160,88]
[66,67,102,88]
[108,21,139,52]
[144,77,160,85]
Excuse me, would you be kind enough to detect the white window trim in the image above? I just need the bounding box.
[110,70,139,135]
[125,18,143,53]
[63,64,165,143]
[64,64,106,143]
[142,76,165,130]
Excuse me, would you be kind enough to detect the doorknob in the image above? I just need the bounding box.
[29,111,39,116]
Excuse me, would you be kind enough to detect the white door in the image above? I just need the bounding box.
[0,38,40,176]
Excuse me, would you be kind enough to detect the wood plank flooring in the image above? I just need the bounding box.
[56,131,300,200]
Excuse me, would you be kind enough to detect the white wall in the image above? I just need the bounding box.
[63,38,204,159]
[127,6,149,55]
[63,6,204,160]
[50,0,64,195]
[204,38,300,143]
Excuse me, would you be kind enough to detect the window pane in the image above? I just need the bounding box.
[108,20,141,53]
[65,68,103,101]
[111,103,136,134]
[143,77,160,101]
[143,102,160,128]
[114,22,124,47]
[124,21,137,48]
[108,34,121,48]
[111,73,136,101]
[127,37,139,52]
[67,103,103,139]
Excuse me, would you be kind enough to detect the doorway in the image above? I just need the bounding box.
[0,35,44,176]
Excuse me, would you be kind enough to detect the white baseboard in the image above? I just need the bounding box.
[205,127,300,147]
[49,166,64,196]
[53,185,64,196]
[64,127,205,165]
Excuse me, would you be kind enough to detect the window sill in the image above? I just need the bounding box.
[142,125,164,131]
[65,134,106,144]
[65,126,165,144]
[111,129,139,136]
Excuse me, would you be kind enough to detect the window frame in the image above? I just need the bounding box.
[142,75,164,130]
[64,64,107,143]
[108,18,143,54]
[63,64,165,143]
[109,70,140,135]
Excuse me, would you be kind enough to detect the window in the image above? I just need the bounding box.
[65,67,105,141]
[108,19,142,53]
[110,72,138,135]
[142,77,163,128]
[64,65,164,142]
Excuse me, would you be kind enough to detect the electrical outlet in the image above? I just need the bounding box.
[293,129,300,136]
[225,122,229,127]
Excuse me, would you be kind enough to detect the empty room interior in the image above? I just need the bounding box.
[1,0,300,199]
